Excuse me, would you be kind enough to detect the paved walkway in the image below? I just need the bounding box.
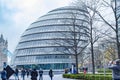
[9,74,77,80]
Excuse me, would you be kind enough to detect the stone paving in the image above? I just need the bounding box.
[8,74,77,80]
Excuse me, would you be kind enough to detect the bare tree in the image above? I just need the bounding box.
[72,0,102,74]
[93,47,103,68]
[72,0,107,74]
[87,0,120,59]
[52,10,90,74]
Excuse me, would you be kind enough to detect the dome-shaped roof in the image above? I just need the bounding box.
[12,6,89,69]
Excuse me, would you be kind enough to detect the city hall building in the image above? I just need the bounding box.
[12,6,89,70]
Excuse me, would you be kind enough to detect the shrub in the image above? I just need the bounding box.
[97,68,112,73]
[63,73,112,80]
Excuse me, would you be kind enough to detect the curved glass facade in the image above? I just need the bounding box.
[13,6,89,70]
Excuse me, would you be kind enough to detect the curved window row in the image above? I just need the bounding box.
[23,25,89,36]
[17,38,88,49]
[27,24,89,31]
[16,54,71,60]
[20,32,88,43]
[37,12,89,22]
[19,38,88,44]
[16,42,58,49]
[48,7,88,14]
[36,54,70,59]
[34,18,89,25]
[39,8,88,18]
[23,26,70,36]
[15,56,73,63]
[16,63,72,70]
[25,24,89,35]
[15,47,69,56]
[20,32,66,42]
[29,18,89,29]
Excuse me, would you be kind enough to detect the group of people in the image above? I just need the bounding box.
[1,67,54,80]
[15,68,54,80]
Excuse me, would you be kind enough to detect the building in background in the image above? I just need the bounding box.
[12,6,89,70]
[0,34,8,71]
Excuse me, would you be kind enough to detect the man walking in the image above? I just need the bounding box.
[49,69,53,80]
[39,68,43,80]
[21,69,26,80]
[31,69,38,80]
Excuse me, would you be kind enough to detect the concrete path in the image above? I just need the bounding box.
[9,74,77,80]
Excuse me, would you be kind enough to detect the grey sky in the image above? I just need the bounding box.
[0,0,72,53]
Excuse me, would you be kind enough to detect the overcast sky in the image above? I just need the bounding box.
[0,0,73,53]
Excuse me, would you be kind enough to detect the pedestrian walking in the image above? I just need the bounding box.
[1,68,7,80]
[39,68,43,80]
[108,59,120,80]
[49,69,53,80]
[31,69,38,80]
[14,68,19,80]
[21,69,26,80]
[26,69,30,78]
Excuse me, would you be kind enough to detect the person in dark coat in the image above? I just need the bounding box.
[21,69,26,80]
[31,69,38,80]
[49,69,53,80]
[26,69,30,78]
[39,68,43,80]
[14,68,19,80]
[108,59,120,80]
[1,68,7,80]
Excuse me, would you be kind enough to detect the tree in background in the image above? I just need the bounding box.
[72,0,107,74]
[53,11,89,74]
[87,0,120,59]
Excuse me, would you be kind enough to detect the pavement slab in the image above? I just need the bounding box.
[8,74,77,80]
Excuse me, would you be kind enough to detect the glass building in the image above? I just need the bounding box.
[12,6,89,70]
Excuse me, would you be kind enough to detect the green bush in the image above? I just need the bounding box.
[63,73,112,80]
[84,74,112,80]
[63,73,84,79]
[97,68,112,73]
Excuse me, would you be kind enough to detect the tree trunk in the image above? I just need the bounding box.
[75,54,79,74]
[91,42,95,74]
[114,0,120,59]
[90,19,95,74]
